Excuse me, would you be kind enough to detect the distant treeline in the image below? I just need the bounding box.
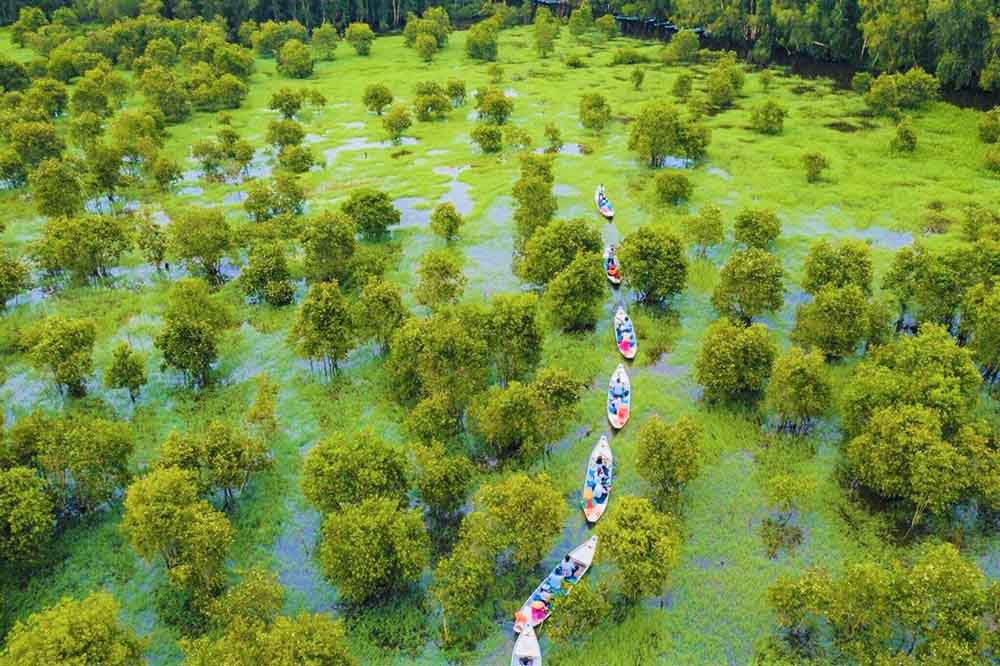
[5,0,1000,93]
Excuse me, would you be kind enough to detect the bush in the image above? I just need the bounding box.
[631,68,644,89]
[986,145,1000,174]
[363,83,393,115]
[851,71,871,94]
[611,48,648,65]
[277,39,313,78]
[890,116,917,153]
[466,18,499,61]
[471,123,503,153]
[662,30,699,63]
[672,73,692,100]
[595,15,617,39]
[802,152,829,183]
[695,318,776,402]
[429,202,463,241]
[750,100,786,134]
[759,68,774,90]
[979,107,1000,144]
[566,54,585,68]
[654,171,693,204]
[734,207,781,249]
[345,22,375,55]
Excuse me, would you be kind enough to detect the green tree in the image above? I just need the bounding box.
[105,341,146,403]
[618,227,688,304]
[802,239,873,295]
[792,284,869,358]
[654,171,693,205]
[596,496,681,601]
[382,105,412,143]
[269,86,305,119]
[568,0,594,37]
[672,72,693,100]
[734,207,781,249]
[429,202,464,241]
[534,8,558,56]
[891,115,918,153]
[33,214,131,282]
[289,282,354,375]
[158,421,270,509]
[628,101,710,166]
[277,39,313,78]
[579,93,611,134]
[475,88,514,124]
[963,282,1000,383]
[465,18,499,61]
[302,429,408,514]
[469,381,547,460]
[0,251,30,308]
[312,22,339,60]
[802,152,829,182]
[595,14,618,39]
[240,243,295,306]
[0,592,144,666]
[9,121,63,169]
[27,316,95,396]
[471,123,503,153]
[487,292,543,385]
[302,210,356,285]
[266,118,305,150]
[318,496,429,605]
[631,68,645,90]
[416,32,437,61]
[413,441,474,518]
[168,209,234,284]
[29,158,83,218]
[547,579,611,645]
[765,347,831,433]
[695,319,776,402]
[546,252,606,331]
[0,466,53,569]
[155,279,233,388]
[711,248,784,324]
[664,30,700,63]
[122,467,233,594]
[415,249,466,309]
[362,83,393,115]
[355,278,406,353]
[518,217,601,286]
[138,65,189,123]
[345,22,375,55]
[342,187,400,239]
[750,100,787,134]
[636,415,702,506]
[685,204,724,257]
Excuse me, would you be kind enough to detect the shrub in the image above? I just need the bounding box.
[566,54,585,68]
[978,107,1000,144]
[466,18,499,61]
[429,202,463,241]
[750,100,786,134]
[986,145,1000,174]
[759,69,774,90]
[802,152,829,183]
[610,48,648,65]
[851,71,871,94]
[654,171,693,204]
[662,30,699,63]
[890,116,917,153]
[734,207,781,249]
[276,39,313,78]
[382,105,412,143]
[595,15,617,39]
[471,123,502,153]
[695,318,776,402]
[345,22,375,55]
[672,72,692,100]
[631,68,644,89]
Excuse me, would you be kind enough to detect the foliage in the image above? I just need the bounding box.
[26,315,95,397]
[685,204,724,257]
[518,217,602,286]
[802,239,872,295]
[302,429,408,514]
[269,86,305,119]
[362,83,393,115]
[345,22,375,55]
[475,88,513,124]
[617,227,688,304]
[631,68,645,90]
[568,0,593,37]
[466,18,499,61]
[33,214,131,282]
[711,248,784,323]
[312,22,339,60]
[546,578,610,645]
[414,249,466,309]
[289,281,354,373]
[792,284,869,358]
[469,381,549,460]
[891,115,918,153]
[672,72,693,100]
[0,251,29,308]
[487,292,543,386]
[302,210,356,285]
[168,208,234,284]
[0,466,53,569]
[764,347,831,432]
[750,100,787,134]
[801,152,829,182]
[695,319,776,402]
[579,92,611,134]
[734,207,781,249]
[545,252,606,331]
[29,158,83,218]
[471,123,502,153]
[356,277,406,353]
[654,170,693,204]
[413,441,474,517]
[628,101,710,166]
[155,278,233,388]
[429,202,464,241]
[382,105,412,143]
[0,592,144,666]
[105,342,147,403]
[865,67,939,114]
[318,496,429,605]
[342,188,400,239]
[534,8,558,56]
[664,30,700,63]
[596,496,681,601]
[636,415,702,506]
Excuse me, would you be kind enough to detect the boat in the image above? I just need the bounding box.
[510,625,541,666]
[513,536,598,633]
[603,246,622,285]
[582,436,613,523]
[614,307,637,359]
[607,363,631,429]
[595,184,614,219]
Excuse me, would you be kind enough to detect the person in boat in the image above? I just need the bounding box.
[596,456,609,481]
[593,478,607,504]
[546,569,564,590]
[611,377,627,399]
[556,555,574,578]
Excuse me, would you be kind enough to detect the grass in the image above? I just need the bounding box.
[1,21,998,666]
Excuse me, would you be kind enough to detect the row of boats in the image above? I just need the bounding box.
[509,187,636,666]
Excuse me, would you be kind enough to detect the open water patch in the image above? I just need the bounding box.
[707,166,732,181]
[223,190,247,205]
[273,500,338,612]
[393,197,432,228]
[533,143,584,156]
[432,165,473,216]
[323,137,417,165]
[553,183,580,197]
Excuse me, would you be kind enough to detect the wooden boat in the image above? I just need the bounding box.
[582,435,613,523]
[614,306,637,360]
[513,536,598,633]
[510,625,541,666]
[606,363,631,429]
[603,246,622,285]
[595,185,614,219]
